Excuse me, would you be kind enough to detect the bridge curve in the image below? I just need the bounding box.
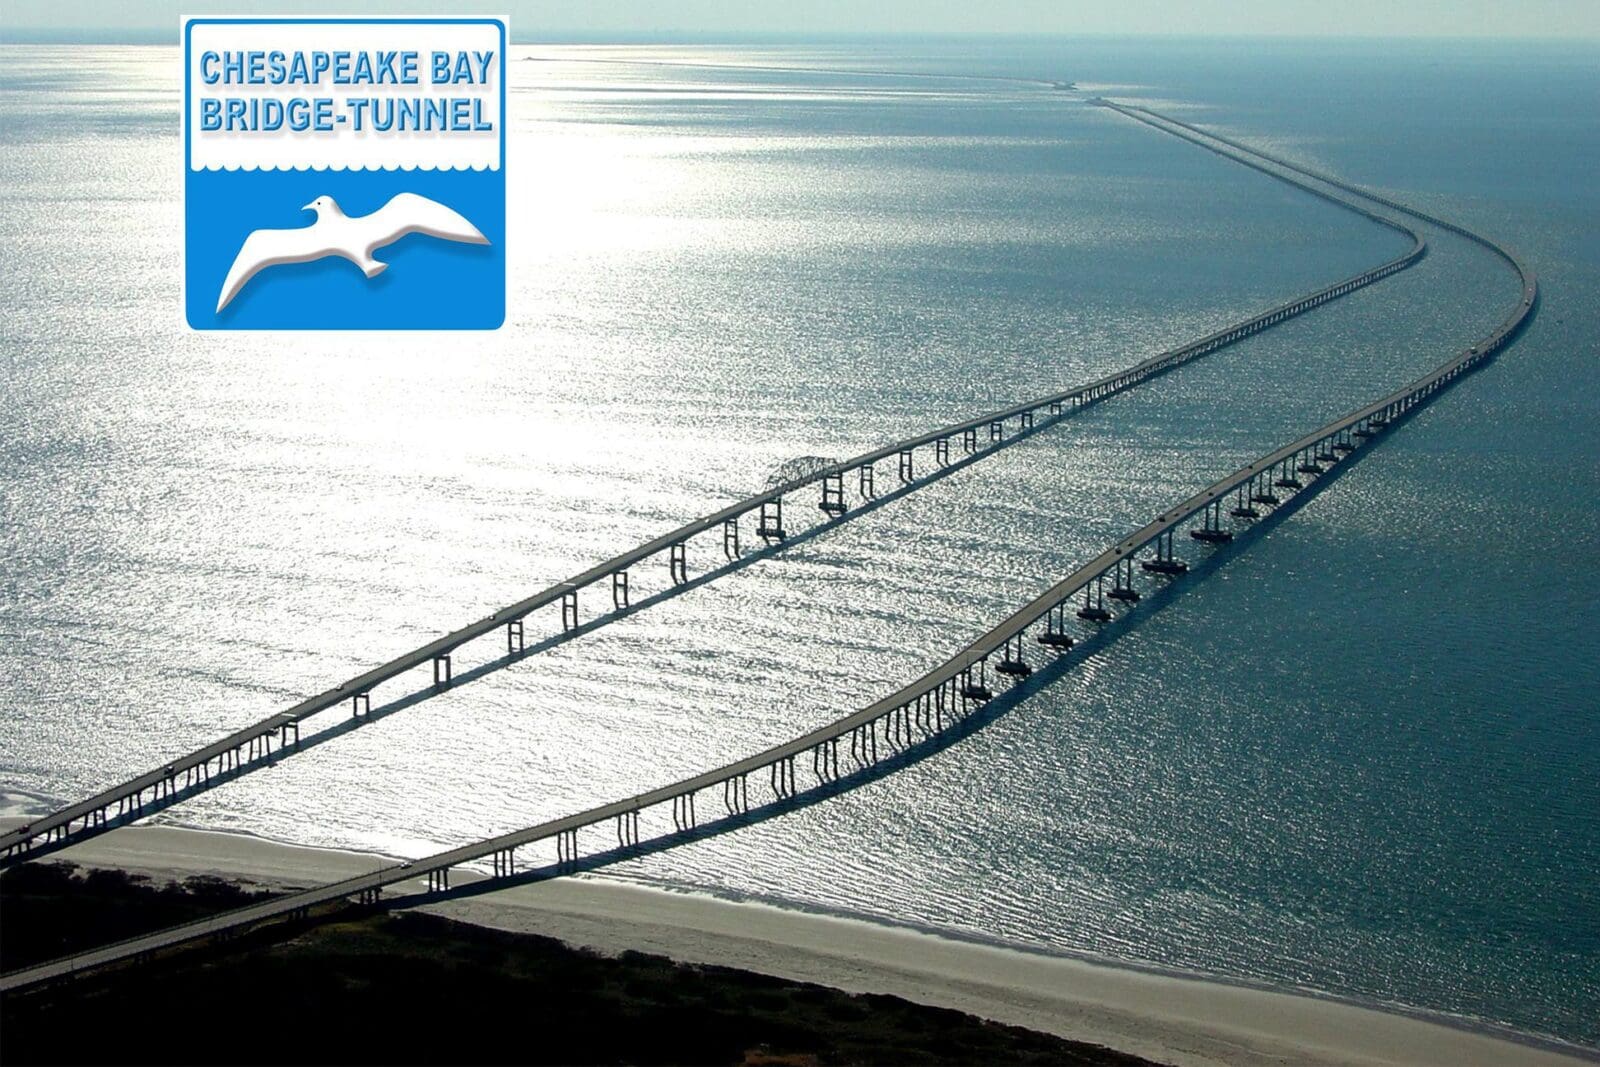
[0,101,1536,992]
[0,145,1428,864]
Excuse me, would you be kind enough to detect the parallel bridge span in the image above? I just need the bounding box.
[0,138,1428,864]
[0,101,1536,992]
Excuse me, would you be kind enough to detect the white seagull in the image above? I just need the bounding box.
[215,192,490,312]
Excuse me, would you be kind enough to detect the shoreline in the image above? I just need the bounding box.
[2,818,1591,1067]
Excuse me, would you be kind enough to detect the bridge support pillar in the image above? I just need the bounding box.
[723,774,749,815]
[561,588,579,632]
[819,472,846,516]
[935,437,950,465]
[768,757,797,799]
[352,692,371,719]
[1078,574,1113,621]
[507,618,524,654]
[1142,530,1189,575]
[849,724,874,767]
[1020,410,1034,430]
[962,428,977,454]
[724,517,741,558]
[672,792,698,831]
[1109,557,1142,602]
[811,741,839,784]
[735,773,749,812]
[1191,501,1234,544]
[617,809,641,847]
[757,499,785,542]
[897,449,914,484]
[997,634,1032,680]
[1038,602,1075,649]
[612,570,630,610]
[556,828,579,867]
[492,847,516,877]
[960,659,993,703]
[989,419,1003,443]
[669,542,688,585]
[433,654,452,688]
[1250,475,1281,506]
[858,464,875,498]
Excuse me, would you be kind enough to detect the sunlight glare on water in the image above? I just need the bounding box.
[1,40,1596,1046]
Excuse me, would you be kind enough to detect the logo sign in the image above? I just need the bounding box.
[183,18,506,329]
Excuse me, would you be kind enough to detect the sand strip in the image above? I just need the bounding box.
[1,820,1590,1067]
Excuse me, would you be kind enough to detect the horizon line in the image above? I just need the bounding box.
[3,28,1598,46]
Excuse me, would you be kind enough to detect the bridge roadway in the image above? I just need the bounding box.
[0,103,1536,992]
[0,152,1429,865]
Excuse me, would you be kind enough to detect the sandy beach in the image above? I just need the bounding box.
[1,818,1589,1067]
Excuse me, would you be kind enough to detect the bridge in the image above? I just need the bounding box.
[0,131,1428,867]
[0,101,1536,993]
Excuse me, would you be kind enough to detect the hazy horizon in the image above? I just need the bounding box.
[3,0,1598,43]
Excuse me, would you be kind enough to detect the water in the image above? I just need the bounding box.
[2,37,1597,1047]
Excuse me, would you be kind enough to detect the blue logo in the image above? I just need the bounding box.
[183,18,506,330]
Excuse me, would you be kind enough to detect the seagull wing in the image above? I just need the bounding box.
[361,193,491,252]
[216,227,337,313]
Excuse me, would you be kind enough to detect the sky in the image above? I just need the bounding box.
[2,0,1598,42]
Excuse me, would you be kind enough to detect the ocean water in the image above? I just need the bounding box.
[2,37,1597,1047]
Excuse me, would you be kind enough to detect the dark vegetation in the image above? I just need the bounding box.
[1,863,1159,1066]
